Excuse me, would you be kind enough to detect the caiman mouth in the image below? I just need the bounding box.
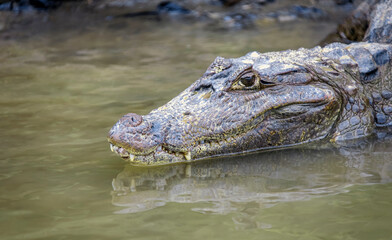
[108,134,242,165]
[109,143,191,164]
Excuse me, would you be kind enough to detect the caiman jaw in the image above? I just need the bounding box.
[108,132,250,165]
[109,143,192,164]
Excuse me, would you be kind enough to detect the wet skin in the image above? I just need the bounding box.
[108,42,392,165]
[108,0,392,165]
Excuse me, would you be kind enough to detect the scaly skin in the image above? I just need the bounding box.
[108,0,392,165]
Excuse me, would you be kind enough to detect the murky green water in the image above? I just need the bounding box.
[1,8,392,240]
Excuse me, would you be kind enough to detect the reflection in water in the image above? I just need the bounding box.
[112,139,392,219]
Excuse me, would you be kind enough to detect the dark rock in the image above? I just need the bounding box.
[118,11,158,19]
[222,12,255,29]
[277,13,297,22]
[256,0,275,5]
[157,1,191,15]
[219,0,242,7]
[29,0,62,10]
[0,1,12,11]
[266,12,278,18]
[290,5,326,19]
[334,0,353,5]
[0,0,31,12]
[0,0,61,11]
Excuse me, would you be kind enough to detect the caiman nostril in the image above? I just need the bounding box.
[121,113,143,127]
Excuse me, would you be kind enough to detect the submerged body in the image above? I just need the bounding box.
[108,0,392,165]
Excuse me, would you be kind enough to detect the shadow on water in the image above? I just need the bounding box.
[111,137,392,217]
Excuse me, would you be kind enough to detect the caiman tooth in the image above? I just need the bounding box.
[184,152,191,161]
[129,154,135,162]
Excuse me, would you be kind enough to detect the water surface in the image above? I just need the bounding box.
[1,8,392,240]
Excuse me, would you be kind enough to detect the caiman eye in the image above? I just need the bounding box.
[231,71,274,91]
[230,71,260,90]
[239,75,256,87]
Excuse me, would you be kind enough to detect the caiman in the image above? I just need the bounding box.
[108,0,392,165]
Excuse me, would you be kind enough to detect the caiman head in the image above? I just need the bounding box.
[108,47,355,165]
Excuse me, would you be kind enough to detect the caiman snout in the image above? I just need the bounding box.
[108,113,163,156]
